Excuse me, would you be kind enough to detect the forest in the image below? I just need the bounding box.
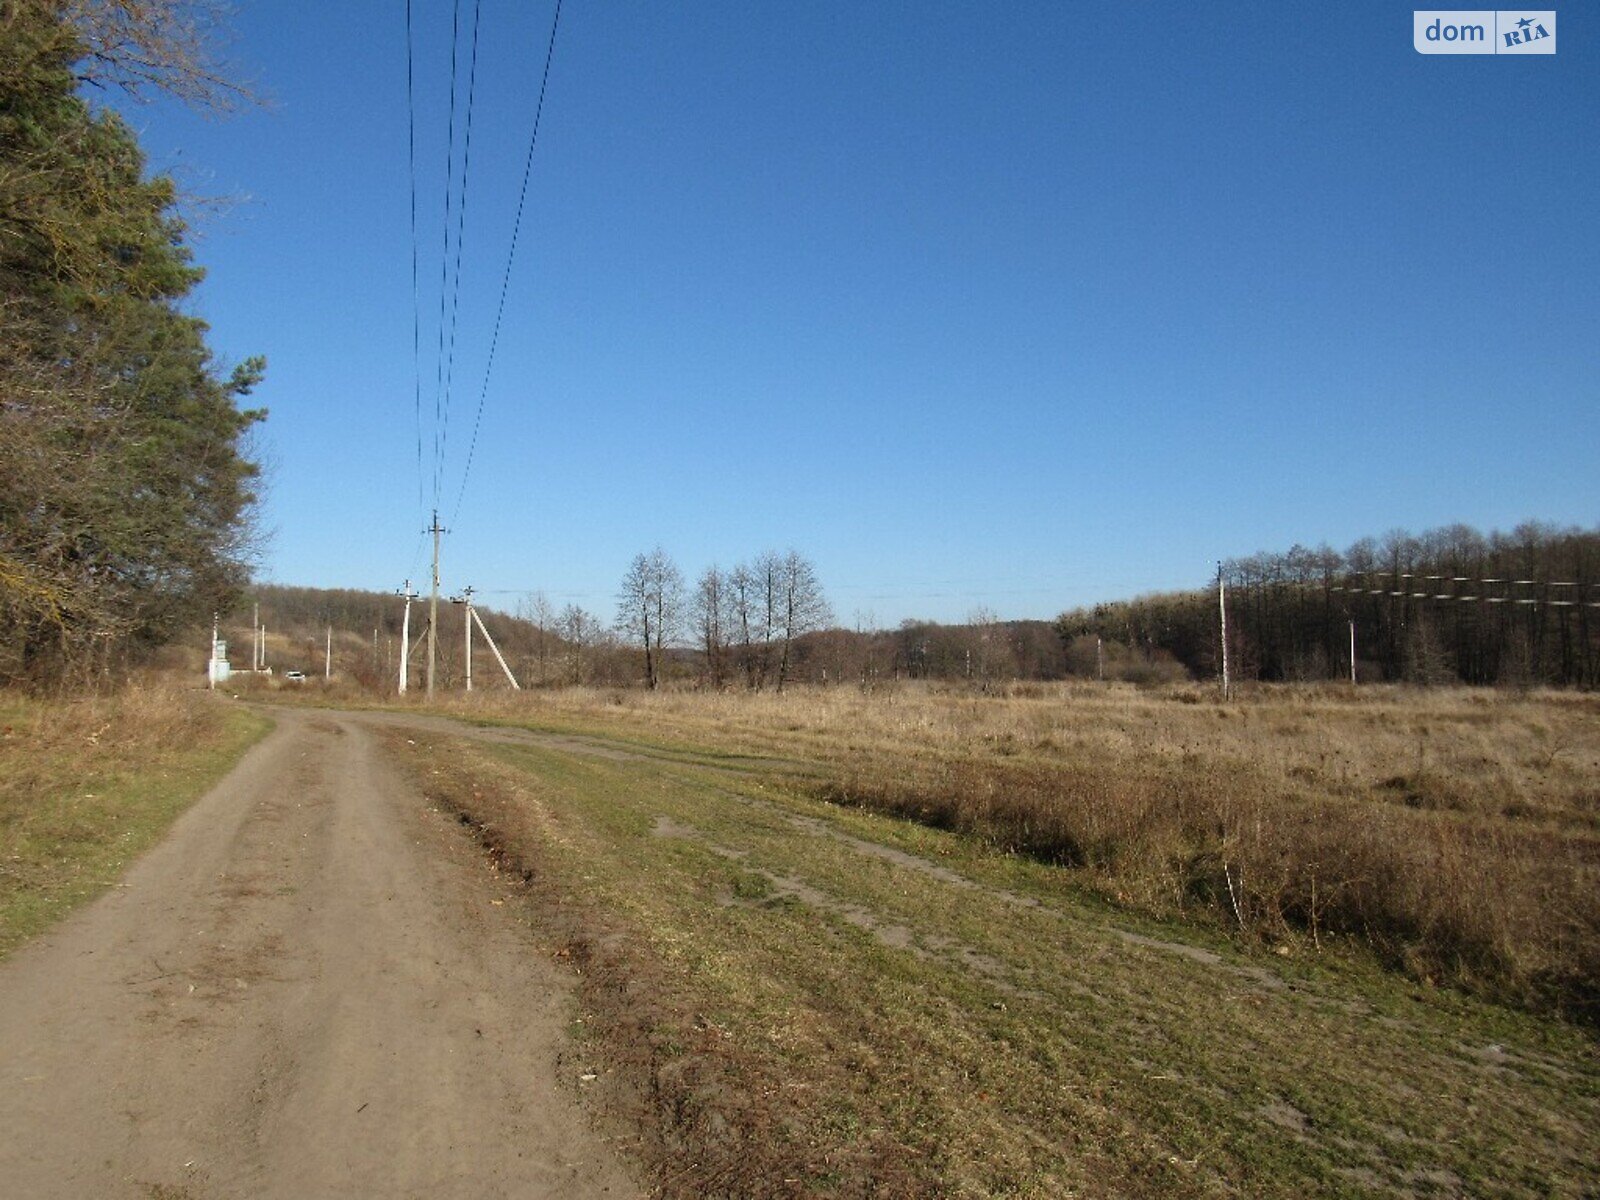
[1060,521,1600,688]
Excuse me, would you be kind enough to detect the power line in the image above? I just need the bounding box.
[404,0,424,514]
[1229,571,1600,609]
[437,0,484,500]
[431,0,465,509]
[1325,574,1599,608]
[451,0,565,525]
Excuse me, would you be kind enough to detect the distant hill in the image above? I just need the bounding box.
[207,586,1077,692]
[215,584,572,690]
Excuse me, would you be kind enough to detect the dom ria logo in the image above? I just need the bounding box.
[1414,10,1556,54]
[1501,13,1552,46]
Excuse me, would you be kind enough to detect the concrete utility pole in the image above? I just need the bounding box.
[426,511,444,700]
[1218,562,1231,700]
[462,585,475,693]
[397,580,417,695]
[470,601,521,690]
[325,625,332,680]
[1349,619,1358,685]
[252,601,260,671]
[209,612,218,690]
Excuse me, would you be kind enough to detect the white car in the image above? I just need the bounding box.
[284,670,307,682]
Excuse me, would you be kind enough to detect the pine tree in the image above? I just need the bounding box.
[0,0,264,684]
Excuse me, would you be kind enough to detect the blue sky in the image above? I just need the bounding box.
[114,2,1598,626]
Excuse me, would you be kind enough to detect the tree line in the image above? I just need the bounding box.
[244,520,1598,693]
[1057,522,1600,688]
[245,559,1065,692]
[0,1,263,688]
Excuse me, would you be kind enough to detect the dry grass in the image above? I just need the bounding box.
[0,684,270,954]
[415,681,1600,1022]
[383,699,1600,1198]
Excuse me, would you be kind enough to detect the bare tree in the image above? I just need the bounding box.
[616,548,683,690]
[558,603,599,685]
[965,605,1005,687]
[774,550,832,692]
[728,560,769,689]
[516,590,557,684]
[62,0,256,110]
[691,565,734,687]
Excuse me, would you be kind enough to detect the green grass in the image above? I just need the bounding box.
[0,690,272,957]
[391,724,1600,1198]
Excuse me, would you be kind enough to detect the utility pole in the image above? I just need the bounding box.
[1218,562,1231,700]
[462,585,475,693]
[1096,635,1104,682]
[325,625,332,680]
[209,611,218,690]
[426,511,444,700]
[1349,619,1357,685]
[252,601,260,671]
[397,580,417,695]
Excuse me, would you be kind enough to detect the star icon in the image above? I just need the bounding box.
[1517,16,1533,29]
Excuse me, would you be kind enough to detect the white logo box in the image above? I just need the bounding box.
[1414,10,1556,54]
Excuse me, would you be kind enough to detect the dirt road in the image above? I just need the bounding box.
[0,707,640,1199]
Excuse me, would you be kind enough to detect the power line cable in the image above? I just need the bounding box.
[437,0,484,495]
[451,0,564,525]
[1228,571,1600,609]
[404,0,424,515]
[431,0,465,509]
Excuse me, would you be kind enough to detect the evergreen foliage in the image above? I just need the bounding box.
[0,0,263,685]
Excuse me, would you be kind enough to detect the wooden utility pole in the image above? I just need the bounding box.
[397,580,417,695]
[426,512,444,700]
[1218,562,1231,700]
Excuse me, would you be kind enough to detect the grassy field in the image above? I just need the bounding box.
[412,681,1600,1019]
[382,681,1600,1198]
[0,685,272,956]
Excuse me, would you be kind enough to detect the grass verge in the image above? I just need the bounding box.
[385,721,1600,1199]
[0,686,272,956]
